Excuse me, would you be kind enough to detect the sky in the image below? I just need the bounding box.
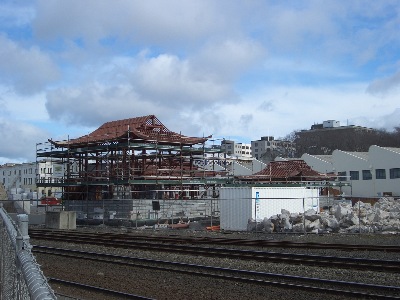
[0,0,400,164]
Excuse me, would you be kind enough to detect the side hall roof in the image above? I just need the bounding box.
[49,115,210,148]
[240,160,329,181]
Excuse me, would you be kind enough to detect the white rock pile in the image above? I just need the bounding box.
[247,197,400,233]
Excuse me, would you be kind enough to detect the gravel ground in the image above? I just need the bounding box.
[31,225,400,300]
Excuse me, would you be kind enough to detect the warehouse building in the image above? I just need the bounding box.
[301,145,400,198]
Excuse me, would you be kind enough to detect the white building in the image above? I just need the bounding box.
[0,160,66,200]
[301,145,400,197]
[220,139,252,158]
[251,136,295,162]
[0,162,36,199]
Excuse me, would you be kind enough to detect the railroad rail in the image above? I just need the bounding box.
[29,229,400,273]
[35,245,400,299]
[48,277,153,299]
[29,228,400,252]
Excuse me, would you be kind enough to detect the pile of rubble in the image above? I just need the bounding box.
[248,197,400,233]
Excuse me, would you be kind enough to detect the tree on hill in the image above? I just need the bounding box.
[288,126,400,157]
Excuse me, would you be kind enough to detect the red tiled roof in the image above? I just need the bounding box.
[50,115,210,148]
[242,160,327,181]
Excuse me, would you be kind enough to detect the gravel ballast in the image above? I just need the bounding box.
[31,226,400,300]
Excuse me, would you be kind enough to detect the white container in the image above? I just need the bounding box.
[219,186,319,231]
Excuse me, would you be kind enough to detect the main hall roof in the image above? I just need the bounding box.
[50,115,210,148]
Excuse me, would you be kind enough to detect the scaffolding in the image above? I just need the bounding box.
[36,115,229,223]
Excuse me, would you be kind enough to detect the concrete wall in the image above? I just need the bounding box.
[45,211,76,229]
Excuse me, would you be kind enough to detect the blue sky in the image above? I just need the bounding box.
[0,0,399,164]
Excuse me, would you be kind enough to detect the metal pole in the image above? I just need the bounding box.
[16,214,30,250]
[210,197,213,227]
[303,198,306,234]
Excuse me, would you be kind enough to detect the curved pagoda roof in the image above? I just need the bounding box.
[240,160,328,181]
[50,115,210,148]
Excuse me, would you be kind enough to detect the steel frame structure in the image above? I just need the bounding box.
[36,115,229,201]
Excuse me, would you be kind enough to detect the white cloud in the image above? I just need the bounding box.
[0,35,59,94]
[0,86,48,121]
[366,71,400,96]
[192,38,266,81]
[0,1,35,28]
[0,118,49,162]
[45,39,264,130]
[1,0,400,163]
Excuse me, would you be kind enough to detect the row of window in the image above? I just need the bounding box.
[2,168,34,176]
[338,168,400,180]
[23,178,33,185]
[226,145,251,149]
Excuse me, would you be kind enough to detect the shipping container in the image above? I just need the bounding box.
[219,186,319,231]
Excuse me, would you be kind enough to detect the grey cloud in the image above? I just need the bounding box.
[45,82,213,129]
[132,54,236,108]
[349,108,400,132]
[33,0,233,47]
[366,71,400,96]
[0,119,48,162]
[239,114,253,132]
[240,114,253,124]
[0,35,59,95]
[191,38,266,82]
[382,108,400,130]
[258,101,274,112]
[46,84,147,127]
[45,80,228,139]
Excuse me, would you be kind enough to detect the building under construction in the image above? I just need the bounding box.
[36,115,228,221]
[36,115,342,224]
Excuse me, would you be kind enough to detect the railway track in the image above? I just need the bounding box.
[48,277,153,300]
[34,245,400,299]
[29,228,400,252]
[29,229,400,273]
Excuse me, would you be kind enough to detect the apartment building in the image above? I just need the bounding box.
[251,136,295,162]
[0,160,65,200]
[220,139,252,158]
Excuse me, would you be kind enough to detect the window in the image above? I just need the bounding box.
[362,170,372,180]
[349,171,359,180]
[390,168,400,179]
[338,171,347,181]
[375,169,386,179]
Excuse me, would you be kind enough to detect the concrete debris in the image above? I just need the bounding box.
[247,197,400,233]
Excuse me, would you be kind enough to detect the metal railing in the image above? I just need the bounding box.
[0,204,56,300]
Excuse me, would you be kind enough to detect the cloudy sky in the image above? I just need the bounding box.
[1,1,400,164]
